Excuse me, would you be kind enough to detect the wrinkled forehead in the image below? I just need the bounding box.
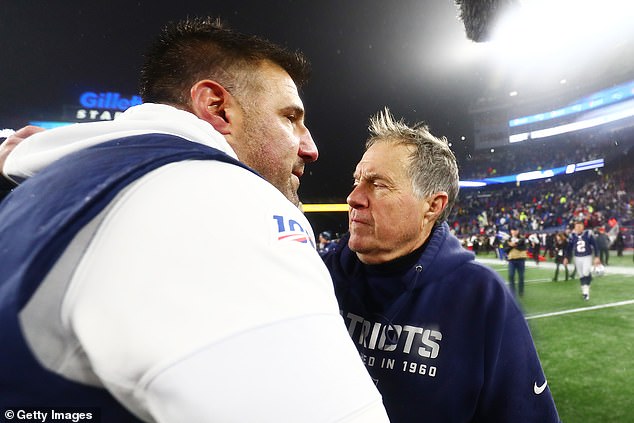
[362,142,412,176]
[353,160,379,180]
[353,148,386,178]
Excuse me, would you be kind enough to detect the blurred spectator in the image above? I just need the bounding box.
[595,227,611,265]
[503,226,528,297]
[614,229,626,257]
[528,233,541,265]
[552,232,569,282]
[318,230,337,257]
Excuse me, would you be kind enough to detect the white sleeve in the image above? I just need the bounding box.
[64,161,389,422]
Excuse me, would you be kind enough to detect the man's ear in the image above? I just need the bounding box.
[426,192,449,220]
[189,80,233,135]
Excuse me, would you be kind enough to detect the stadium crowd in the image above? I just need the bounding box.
[450,168,633,235]
[448,133,634,259]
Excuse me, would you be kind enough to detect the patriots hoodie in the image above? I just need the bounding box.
[323,222,560,422]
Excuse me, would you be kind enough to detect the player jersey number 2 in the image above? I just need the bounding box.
[576,239,586,254]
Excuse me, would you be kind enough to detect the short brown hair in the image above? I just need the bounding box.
[139,16,310,107]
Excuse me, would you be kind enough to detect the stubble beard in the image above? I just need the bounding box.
[239,114,301,207]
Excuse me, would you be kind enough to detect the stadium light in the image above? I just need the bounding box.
[509,99,634,142]
[460,158,604,188]
[516,169,555,182]
[481,0,634,91]
[459,181,487,188]
[509,80,634,129]
[492,0,634,54]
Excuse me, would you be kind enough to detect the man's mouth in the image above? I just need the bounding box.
[349,211,369,225]
[292,167,304,179]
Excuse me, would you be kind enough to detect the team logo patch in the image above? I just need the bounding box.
[272,215,315,247]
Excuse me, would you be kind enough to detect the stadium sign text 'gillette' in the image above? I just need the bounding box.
[79,92,142,111]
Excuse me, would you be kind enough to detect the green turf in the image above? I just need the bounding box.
[478,252,634,422]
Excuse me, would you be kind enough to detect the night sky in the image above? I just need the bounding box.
[2,1,633,206]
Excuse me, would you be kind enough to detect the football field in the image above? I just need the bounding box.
[478,253,634,422]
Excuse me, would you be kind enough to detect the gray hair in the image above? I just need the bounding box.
[366,108,460,222]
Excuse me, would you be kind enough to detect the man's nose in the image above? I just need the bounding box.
[298,128,318,163]
[347,183,368,209]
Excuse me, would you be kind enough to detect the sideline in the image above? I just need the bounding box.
[477,257,634,276]
[525,299,634,320]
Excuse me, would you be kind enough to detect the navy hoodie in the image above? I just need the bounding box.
[323,222,560,422]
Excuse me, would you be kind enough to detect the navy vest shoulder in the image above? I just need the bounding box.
[0,134,253,420]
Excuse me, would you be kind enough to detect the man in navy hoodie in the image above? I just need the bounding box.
[322,108,560,422]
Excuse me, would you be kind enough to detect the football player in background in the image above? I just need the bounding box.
[564,220,602,300]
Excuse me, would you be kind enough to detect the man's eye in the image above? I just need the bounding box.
[287,115,297,123]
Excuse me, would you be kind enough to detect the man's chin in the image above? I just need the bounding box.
[347,234,368,254]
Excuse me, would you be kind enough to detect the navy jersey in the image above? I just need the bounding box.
[567,230,598,258]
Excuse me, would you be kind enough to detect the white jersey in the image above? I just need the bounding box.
[5,104,389,423]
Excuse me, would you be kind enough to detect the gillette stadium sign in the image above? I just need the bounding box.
[73,91,142,121]
[79,91,142,110]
